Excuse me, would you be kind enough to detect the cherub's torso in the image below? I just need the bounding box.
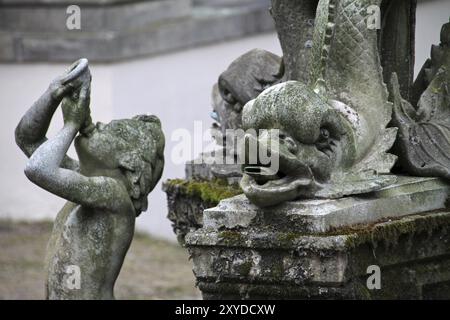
[45,201,135,300]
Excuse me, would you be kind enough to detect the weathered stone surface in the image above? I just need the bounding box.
[163,178,242,245]
[0,0,192,33]
[379,0,416,101]
[185,150,241,184]
[205,177,450,233]
[164,180,210,245]
[0,0,143,4]
[270,0,317,82]
[187,208,450,299]
[239,0,400,207]
[240,82,397,207]
[389,20,450,180]
[184,174,450,299]
[211,48,283,138]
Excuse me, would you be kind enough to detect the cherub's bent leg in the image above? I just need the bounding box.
[15,80,79,170]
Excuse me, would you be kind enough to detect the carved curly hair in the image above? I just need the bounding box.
[105,115,165,216]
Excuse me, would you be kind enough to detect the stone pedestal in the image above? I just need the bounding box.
[163,175,242,245]
[163,148,243,245]
[0,0,274,62]
[185,177,450,299]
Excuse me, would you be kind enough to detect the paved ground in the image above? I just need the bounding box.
[0,220,201,300]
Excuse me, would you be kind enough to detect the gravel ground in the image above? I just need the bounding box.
[0,220,201,300]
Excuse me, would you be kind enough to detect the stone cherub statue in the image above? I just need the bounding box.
[15,59,165,299]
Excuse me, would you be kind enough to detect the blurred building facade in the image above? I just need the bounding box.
[0,0,273,62]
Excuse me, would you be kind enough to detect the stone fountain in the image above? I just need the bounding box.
[165,0,450,299]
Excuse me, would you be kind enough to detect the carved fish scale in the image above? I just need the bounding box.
[311,0,394,164]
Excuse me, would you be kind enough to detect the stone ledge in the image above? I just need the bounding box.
[0,0,152,6]
[203,176,450,233]
[0,0,192,32]
[0,0,274,62]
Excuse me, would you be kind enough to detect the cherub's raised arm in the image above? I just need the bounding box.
[23,85,130,212]
[14,60,90,171]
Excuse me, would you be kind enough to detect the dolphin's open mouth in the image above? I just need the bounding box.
[240,164,319,207]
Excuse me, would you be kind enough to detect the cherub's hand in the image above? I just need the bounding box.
[62,82,91,129]
[49,59,91,101]
[49,74,81,101]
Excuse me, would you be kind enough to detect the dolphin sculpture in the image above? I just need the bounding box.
[240,0,399,207]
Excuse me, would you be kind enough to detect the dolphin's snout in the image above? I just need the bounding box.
[242,131,315,187]
[243,166,279,181]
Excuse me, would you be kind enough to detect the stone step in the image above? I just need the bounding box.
[0,0,274,62]
[193,0,268,8]
[0,0,157,5]
[0,0,192,33]
[203,176,450,233]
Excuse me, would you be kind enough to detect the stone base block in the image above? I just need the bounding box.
[163,177,242,245]
[185,176,450,299]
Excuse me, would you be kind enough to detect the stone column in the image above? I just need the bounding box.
[380,0,417,102]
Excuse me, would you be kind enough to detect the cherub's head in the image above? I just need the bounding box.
[74,115,165,216]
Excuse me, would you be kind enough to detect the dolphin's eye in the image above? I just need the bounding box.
[222,88,237,104]
[316,127,335,158]
[256,79,272,93]
[219,79,238,105]
[279,133,298,153]
[233,103,243,113]
[284,136,298,153]
[320,127,330,140]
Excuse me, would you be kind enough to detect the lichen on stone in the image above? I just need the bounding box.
[218,230,244,247]
[164,178,242,206]
[340,211,450,248]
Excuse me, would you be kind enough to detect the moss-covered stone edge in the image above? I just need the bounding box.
[342,210,450,248]
[163,178,243,207]
[188,210,450,250]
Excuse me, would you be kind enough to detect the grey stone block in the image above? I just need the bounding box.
[0,0,274,62]
[185,150,241,184]
[0,32,15,60]
[0,0,192,32]
[193,0,268,8]
[0,0,153,5]
[186,210,450,299]
[184,176,450,299]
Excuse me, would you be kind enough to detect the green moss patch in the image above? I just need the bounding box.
[164,178,242,206]
[218,230,244,246]
[339,211,450,248]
